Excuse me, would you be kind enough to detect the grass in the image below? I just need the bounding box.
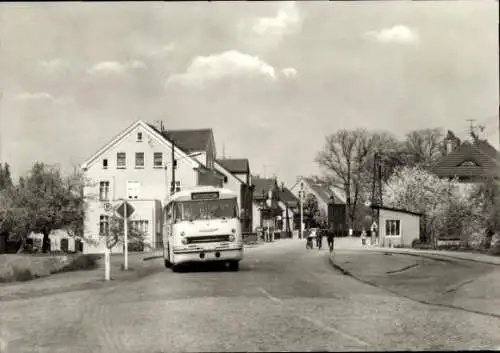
[0,253,101,283]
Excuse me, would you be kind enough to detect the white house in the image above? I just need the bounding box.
[371,205,422,248]
[80,120,224,254]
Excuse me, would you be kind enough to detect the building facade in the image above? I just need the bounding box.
[371,206,422,248]
[81,120,225,254]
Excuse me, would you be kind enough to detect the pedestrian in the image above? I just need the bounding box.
[361,229,367,247]
[315,228,322,250]
[327,224,335,253]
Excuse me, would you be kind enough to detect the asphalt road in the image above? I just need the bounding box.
[2,239,500,352]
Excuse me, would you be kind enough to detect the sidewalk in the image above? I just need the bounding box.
[365,247,500,266]
[332,236,500,266]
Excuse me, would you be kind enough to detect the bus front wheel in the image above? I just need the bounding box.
[228,261,239,271]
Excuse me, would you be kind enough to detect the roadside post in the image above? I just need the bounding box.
[103,201,113,281]
[116,200,135,271]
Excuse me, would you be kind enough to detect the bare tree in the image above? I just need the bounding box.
[403,128,444,169]
[316,129,399,229]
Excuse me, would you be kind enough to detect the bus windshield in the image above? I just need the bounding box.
[173,198,238,222]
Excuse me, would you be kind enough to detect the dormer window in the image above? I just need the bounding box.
[458,160,478,167]
[137,132,143,142]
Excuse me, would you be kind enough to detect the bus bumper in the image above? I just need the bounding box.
[172,247,243,264]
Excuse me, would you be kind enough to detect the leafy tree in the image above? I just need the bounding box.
[15,163,86,253]
[0,162,13,190]
[382,166,476,248]
[303,193,320,228]
[469,176,500,249]
[104,214,147,252]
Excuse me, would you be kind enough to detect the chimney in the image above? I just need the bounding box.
[281,182,285,192]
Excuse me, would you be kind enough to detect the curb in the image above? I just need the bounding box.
[367,248,500,266]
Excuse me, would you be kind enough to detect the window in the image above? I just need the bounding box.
[99,181,110,200]
[131,220,149,234]
[137,132,143,142]
[385,220,401,236]
[117,152,126,169]
[135,152,145,168]
[175,180,181,193]
[153,152,163,168]
[458,160,478,167]
[99,215,109,235]
[102,159,108,169]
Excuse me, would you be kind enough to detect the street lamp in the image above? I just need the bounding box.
[299,182,304,239]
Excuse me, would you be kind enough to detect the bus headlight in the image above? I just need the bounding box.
[180,231,185,237]
[231,228,236,234]
[181,238,188,245]
[229,235,235,242]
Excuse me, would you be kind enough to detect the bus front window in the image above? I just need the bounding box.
[174,199,238,221]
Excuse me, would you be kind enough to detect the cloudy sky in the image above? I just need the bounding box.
[0,2,498,187]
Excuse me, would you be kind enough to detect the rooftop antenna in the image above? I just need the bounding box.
[466,119,476,140]
[222,143,226,159]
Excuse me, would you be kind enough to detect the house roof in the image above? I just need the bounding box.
[147,124,212,153]
[83,120,199,169]
[252,176,276,200]
[302,177,346,205]
[214,161,245,185]
[216,158,249,174]
[431,140,500,178]
[277,187,299,206]
[371,205,423,217]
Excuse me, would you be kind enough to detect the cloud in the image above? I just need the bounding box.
[282,67,297,79]
[148,43,176,58]
[87,60,147,75]
[239,2,302,51]
[165,50,277,88]
[251,2,301,37]
[14,92,74,104]
[39,59,70,73]
[363,25,419,44]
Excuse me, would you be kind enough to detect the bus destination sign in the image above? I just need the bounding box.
[191,192,219,201]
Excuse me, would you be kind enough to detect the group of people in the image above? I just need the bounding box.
[305,225,335,253]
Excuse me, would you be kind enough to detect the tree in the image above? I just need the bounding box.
[469,176,500,249]
[303,193,320,228]
[316,129,401,229]
[0,162,13,190]
[403,128,444,169]
[105,215,146,251]
[16,163,86,253]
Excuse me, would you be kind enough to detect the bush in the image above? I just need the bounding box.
[411,239,433,250]
[60,254,100,272]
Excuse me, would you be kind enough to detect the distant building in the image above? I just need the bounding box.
[215,158,254,233]
[289,176,346,230]
[251,176,281,232]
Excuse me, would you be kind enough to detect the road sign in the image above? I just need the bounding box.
[116,201,135,219]
[371,221,378,231]
[103,202,113,213]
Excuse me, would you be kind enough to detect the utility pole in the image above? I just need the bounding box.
[171,137,176,195]
[123,201,128,270]
[299,181,304,240]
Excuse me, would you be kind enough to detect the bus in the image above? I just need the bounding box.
[162,186,243,272]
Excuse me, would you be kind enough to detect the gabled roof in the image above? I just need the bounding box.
[302,177,346,205]
[214,161,245,185]
[164,129,212,153]
[216,159,250,174]
[431,140,499,178]
[82,120,199,169]
[277,187,299,207]
[252,176,276,200]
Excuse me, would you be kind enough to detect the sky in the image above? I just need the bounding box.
[0,1,498,188]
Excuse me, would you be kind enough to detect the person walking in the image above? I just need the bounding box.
[361,229,367,247]
[327,224,335,253]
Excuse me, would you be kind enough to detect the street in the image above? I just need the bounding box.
[2,239,500,352]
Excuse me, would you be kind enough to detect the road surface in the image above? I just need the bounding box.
[1,239,500,352]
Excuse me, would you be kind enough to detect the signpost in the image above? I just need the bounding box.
[102,202,113,281]
[116,201,135,270]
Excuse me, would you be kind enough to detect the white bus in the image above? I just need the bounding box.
[162,186,243,272]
